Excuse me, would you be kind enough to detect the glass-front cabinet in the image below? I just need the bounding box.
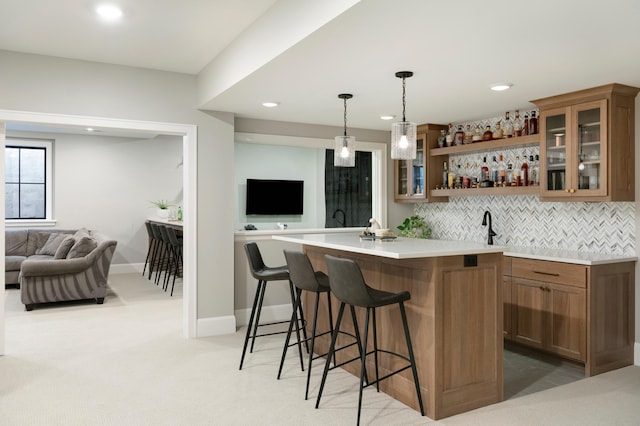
[394,123,447,203]
[534,83,639,202]
[540,100,607,198]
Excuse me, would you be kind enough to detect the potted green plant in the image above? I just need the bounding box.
[397,215,431,239]
[150,200,174,219]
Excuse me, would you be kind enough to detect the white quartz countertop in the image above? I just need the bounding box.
[272,232,503,259]
[503,246,637,265]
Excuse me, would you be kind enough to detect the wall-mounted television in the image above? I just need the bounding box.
[245,179,304,215]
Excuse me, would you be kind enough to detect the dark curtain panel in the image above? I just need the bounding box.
[325,150,372,228]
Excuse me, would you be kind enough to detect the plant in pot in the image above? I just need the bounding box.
[397,215,432,239]
[151,200,174,219]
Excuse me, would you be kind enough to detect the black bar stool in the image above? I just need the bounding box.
[165,226,183,296]
[149,223,167,285]
[142,221,159,279]
[239,242,307,370]
[316,255,424,425]
[278,249,365,400]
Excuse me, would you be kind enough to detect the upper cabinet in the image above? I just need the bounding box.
[394,123,447,203]
[532,84,639,202]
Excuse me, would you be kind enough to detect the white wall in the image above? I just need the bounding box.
[234,142,325,230]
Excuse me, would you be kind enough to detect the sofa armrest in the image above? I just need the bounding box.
[20,257,90,277]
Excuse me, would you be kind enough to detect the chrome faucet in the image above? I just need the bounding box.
[482,210,497,245]
[332,208,346,227]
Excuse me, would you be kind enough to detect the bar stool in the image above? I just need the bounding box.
[277,250,365,400]
[142,221,159,279]
[316,255,424,425]
[149,223,167,284]
[239,242,307,370]
[165,226,183,296]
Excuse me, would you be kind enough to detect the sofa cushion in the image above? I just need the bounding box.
[67,236,97,259]
[35,233,69,256]
[5,255,27,272]
[54,236,75,259]
[5,230,28,256]
[27,232,56,256]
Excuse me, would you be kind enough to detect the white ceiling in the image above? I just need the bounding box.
[2,0,640,132]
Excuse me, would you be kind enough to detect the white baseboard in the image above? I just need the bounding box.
[635,342,640,366]
[110,263,144,274]
[197,315,236,337]
[235,303,293,328]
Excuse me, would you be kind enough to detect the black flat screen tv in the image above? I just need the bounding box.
[245,179,304,215]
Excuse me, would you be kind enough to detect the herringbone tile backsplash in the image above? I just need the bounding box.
[415,196,635,256]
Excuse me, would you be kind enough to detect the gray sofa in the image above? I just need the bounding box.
[5,228,117,310]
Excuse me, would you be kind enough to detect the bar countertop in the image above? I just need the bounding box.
[273,232,503,259]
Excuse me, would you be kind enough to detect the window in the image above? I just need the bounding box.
[4,139,53,220]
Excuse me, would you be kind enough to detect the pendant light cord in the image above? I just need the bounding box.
[343,96,348,136]
[401,76,407,122]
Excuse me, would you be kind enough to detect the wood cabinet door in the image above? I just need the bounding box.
[511,277,546,350]
[503,276,512,340]
[547,282,587,361]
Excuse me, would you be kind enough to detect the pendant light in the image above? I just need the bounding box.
[391,71,417,160]
[334,93,356,167]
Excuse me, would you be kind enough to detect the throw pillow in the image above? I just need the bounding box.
[54,236,75,259]
[66,236,98,259]
[35,233,68,256]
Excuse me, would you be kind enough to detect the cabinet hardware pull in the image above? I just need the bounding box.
[539,285,545,291]
[533,270,560,277]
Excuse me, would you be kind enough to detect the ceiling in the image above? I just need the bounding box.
[2,0,640,132]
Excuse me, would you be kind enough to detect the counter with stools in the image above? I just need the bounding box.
[239,242,307,370]
[278,249,364,400]
[144,220,183,296]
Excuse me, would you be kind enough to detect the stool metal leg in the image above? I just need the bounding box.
[357,307,371,426]
[372,307,380,393]
[277,287,305,379]
[400,301,425,416]
[249,280,268,353]
[315,302,345,410]
[304,291,321,400]
[239,279,263,370]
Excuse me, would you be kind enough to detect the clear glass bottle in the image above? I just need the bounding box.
[503,111,513,138]
[529,111,538,135]
[513,110,523,137]
[464,124,473,144]
[506,162,514,185]
[514,156,522,185]
[473,125,483,142]
[442,161,448,188]
[491,155,499,183]
[481,156,490,182]
[533,154,540,186]
[498,154,507,185]
[528,155,536,186]
[492,121,503,139]
[437,129,446,148]
[520,155,529,186]
[446,123,454,146]
[454,125,464,146]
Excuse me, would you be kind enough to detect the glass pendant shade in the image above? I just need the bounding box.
[391,120,417,160]
[334,135,356,167]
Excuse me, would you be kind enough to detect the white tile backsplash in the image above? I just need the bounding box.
[415,195,635,256]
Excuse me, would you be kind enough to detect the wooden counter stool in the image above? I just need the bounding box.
[239,242,307,370]
[278,250,365,400]
[316,255,424,425]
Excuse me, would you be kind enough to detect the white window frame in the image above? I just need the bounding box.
[4,138,55,227]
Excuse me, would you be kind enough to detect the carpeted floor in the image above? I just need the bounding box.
[1,273,639,425]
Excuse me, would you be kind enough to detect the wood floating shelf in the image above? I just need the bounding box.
[431,186,540,197]
[430,134,539,157]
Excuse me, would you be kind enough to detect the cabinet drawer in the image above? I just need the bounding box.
[511,258,587,288]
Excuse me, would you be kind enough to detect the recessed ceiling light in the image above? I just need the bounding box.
[380,114,396,121]
[262,101,279,108]
[96,4,123,22]
[86,127,95,132]
[490,83,513,92]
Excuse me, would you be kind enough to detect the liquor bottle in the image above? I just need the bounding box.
[473,125,483,142]
[456,163,463,188]
[177,206,183,221]
[442,161,448,188]
[437,129,446,148]
[498,154,507,185]
[523,113,530,136]
[481,156,490,182]
[448,161,455,189]
[482,125,493,141]
[446,123,454,146]
[454,125,464,146]
[503,111,513,138]
[464,124,473,144]
[506,162,514,185]
[528,155,536,186]
[492,121,503,139]
[513,110,523,137]
[520,155,529,186]
[491,156,499,183]
[529,111,538,135]
[533,154,540,186]
[514,156,522,186]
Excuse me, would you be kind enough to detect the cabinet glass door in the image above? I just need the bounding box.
[412,137,425,195]
[544,112,567,192]
[397,160,408,196]
[575,102,606,195]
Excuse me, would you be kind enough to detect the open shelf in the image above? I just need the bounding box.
[430,134,539,156]
[431,186,540,197]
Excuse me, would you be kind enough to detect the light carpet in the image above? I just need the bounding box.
[1,273,639,425]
